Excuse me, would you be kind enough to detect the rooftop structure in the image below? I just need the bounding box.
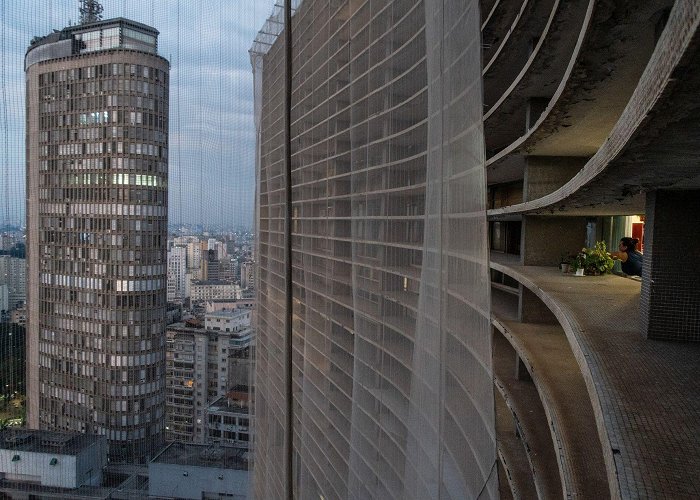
[0,429,107,489]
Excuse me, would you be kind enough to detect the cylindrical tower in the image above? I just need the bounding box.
[25,16,169,463]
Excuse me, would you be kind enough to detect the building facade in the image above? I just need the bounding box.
[190,280,240,302]
[252,0,493,498]
[25,15,169,462]
[253,0,700,499]
[0,255,26,311]
[206,392,251,449]
[167,245,187,303]
[165,311,253,443]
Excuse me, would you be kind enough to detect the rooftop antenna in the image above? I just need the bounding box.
[79,0,103,25]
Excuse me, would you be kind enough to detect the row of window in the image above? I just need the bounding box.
[42,141,166,158]
[41,215,164,233]
[39,63,167,86]
[42,260,165,278]
[39,305,166,331]
[40,245,164,266]
[40,328,156,351]
[39,377,163,404]
[40,108,166,130]
[41,202,167,216]
[40,90,166,114]
[39,347,163,374]
[40,125,167,144]
[41,172,166,189]
[40,272,165,293]
[40,157,167,173]
[41,229,164,248]
[41,79,165,100]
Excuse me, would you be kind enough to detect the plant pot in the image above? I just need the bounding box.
[560,263,570,273]
[574,268,584,277]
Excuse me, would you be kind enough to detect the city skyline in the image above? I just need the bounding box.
[0,0,272,229]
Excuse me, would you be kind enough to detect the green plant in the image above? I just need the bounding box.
[572,241,614,275]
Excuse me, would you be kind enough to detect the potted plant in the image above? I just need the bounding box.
[559,252,571,273]
[571,241,614,276]
[571,251,586,276]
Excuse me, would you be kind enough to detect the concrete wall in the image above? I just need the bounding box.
[523,156,588,202]
[641,190,700,341]
[0,450,77,488]
[75,438,107,487]
[521,216,588,266]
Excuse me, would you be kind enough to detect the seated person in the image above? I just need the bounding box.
[610,237,643,276]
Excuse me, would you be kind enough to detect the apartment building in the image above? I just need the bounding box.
[0,255,26,310]
[167,245,187,303]
[165,311,253,443]
[205,390,251,449]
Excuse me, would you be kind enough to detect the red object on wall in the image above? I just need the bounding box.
[632,222,645,251]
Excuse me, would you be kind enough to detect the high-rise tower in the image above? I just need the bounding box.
[25,7,169,462]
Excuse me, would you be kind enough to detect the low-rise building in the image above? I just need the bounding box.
[0,430,107,489]
[204,298,254,313]
[149,442,248,500]
[206,390,250,449]
[204,309,252,333]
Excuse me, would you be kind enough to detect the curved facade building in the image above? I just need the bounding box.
[486,0,700,498]
[25,17,169,463]
[253,0,700,498]
[253,0,494,498]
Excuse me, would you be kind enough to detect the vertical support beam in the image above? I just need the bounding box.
[520,216,588,266]
[283,1,294,498]
[641,190,700,341]
[519,286,557,324]
[515,354,532,382]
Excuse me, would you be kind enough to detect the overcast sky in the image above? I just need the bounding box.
[0,0,274,230]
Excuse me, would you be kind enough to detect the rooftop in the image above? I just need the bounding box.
[0,429,103,456]
[208,394,250,414]
[151,442,248,470]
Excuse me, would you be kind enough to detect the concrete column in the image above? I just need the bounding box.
[520,216,588,266]
[519,286,558,324]
[523,156,587,202]
[640,190,700,341]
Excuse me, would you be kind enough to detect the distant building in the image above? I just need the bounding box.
[240,261,255,290]
[0,429,107,489]
[167,245,188,303]
[186,240,202,272]
[190,280,240,302]
[0,284,8,319]
[219,256,237,283]
[202,250,221,281]
[204,308,251,333]
[148,443,248,500]
[0,256,26,310]
[10,304,26,326]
